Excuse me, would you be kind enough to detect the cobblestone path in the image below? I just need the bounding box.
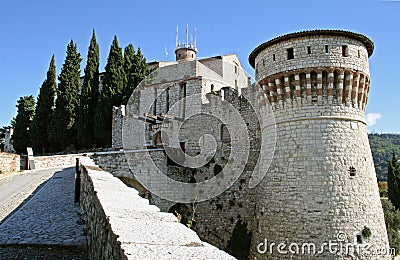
[0,167,87,259]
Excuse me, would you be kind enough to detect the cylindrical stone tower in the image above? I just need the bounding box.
[249,30,389,259]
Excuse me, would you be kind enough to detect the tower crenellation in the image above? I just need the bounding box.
[250,30,373,110]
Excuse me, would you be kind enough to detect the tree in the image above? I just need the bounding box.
[381,198,400,253]
[11,95,35,154]
[388,153,400,209]
[77,30,100,149]
[0,126,8,151]
[122,45,150,104]
[48,40,82,151]
[30,55,57,154]
[94,35,126,146]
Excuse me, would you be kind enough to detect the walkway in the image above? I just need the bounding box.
[0,167,87,259]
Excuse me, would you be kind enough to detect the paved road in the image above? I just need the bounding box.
[0,168,57,222]
[0,167,87,259]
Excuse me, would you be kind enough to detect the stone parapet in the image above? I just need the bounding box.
[79,157,235,260]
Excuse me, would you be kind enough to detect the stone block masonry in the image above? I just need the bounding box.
[0,152,20,173]
[79,156,235,259]
[20,153,88,170]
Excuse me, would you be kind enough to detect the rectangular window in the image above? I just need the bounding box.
[342,45,349,57]
[220,124,230,143]
[272,54,276,61]
[287,48,294,60]
[325,45,329,53]
[307,46,311,55]
[165,87,170,112]
[358,50,360,58]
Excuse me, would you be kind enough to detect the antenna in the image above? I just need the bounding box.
[186,24,189,47]
[176,26,178,48]
[194,27,197,48]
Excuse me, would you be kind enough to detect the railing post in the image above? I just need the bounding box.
[74,158,81,204]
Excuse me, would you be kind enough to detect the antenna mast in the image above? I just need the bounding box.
[186,24,189,47]
[176,26,178,48]
[194,27,197,48]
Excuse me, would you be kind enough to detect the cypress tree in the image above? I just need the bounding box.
[12,95,36,154]
[122,44,136,104]
[94,35,126,146]
[48,40,82,151]
[133,47,150,88]
[31,55,57,154]
[122,45,150,104]
[388,153,400,209]
[77,30,100,149]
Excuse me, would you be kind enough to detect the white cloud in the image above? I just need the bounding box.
[366,113,383,126]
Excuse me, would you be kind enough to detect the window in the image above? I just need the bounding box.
[211,84,214,92]
[287,48,294,60]
[356,234,363,244]
[342,45,349,57]
[165,87,170,112]
[272,54,276,61]
[349,166,356,177]
[221,124,230,143]
[358,50,360,58]
[307,46,311,55]
[235,65,237,74]
[325,45,329,53]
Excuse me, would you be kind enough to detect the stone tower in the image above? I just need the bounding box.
[249,30,389,258]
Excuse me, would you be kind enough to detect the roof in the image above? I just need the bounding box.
[248,30,374,68]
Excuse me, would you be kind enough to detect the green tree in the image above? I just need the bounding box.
[382,198,400,253]
[48,40,82,151]
[31,55,57,154]
[388,153,400,209]
[77,30,100,149]
[122,45,149,104]
[11,95,35,154]
[94,35,126,146]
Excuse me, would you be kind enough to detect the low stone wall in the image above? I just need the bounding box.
[0,152,20,173]
[21,153,89,170]
[79,157,235,260]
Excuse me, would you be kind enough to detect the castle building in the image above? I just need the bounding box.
[249,30,389,259]
[110,29,389,259]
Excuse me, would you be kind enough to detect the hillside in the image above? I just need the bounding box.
[369,133,400,181]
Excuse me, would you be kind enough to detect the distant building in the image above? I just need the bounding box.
[4,128,15,153]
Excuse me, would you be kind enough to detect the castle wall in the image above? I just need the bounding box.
[251,105,389,259]
[250,31,389,259]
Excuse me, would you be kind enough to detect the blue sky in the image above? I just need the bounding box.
[0,0,399,133]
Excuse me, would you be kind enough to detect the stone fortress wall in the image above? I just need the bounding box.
[102,30,389,259]
[250,30,389,259]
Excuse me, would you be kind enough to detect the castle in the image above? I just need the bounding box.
[109,29,390,259]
